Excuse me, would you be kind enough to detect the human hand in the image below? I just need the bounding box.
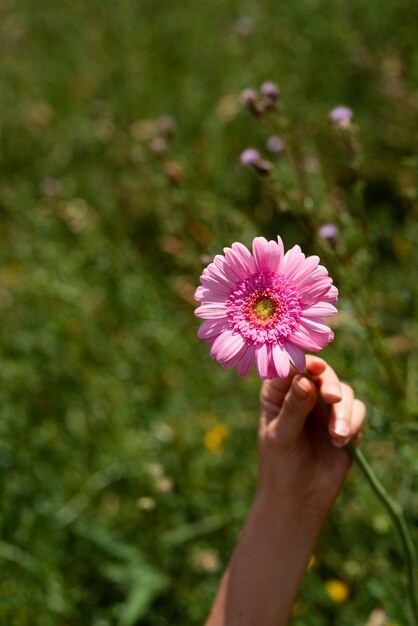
[258,356,366,520]
[205,356,364,626]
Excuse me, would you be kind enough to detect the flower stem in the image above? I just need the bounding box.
[347,442,418,626]
[303,370,417,622]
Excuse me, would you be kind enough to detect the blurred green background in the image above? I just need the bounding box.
[0,0,417,624]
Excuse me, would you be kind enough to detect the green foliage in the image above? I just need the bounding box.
[0,0,417,624]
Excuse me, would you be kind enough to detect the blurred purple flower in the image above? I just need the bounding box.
[150,137,167,155]
[240,88,258,107]
[158,115,176,135]
[240,149,272,175]
[240,148,260,167]
[318,224,339,240]
[261,81,279,100]
[266,135,285,154]
[329,106,353,127]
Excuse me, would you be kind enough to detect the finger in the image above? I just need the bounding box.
[259,373,296,422]
[332,397,366,448]
[305,355,327,376]
[306,356,342,404]
[259,397,281,425]
[328,382,354,445]
[273,375,317,444]
[350,399,366,444]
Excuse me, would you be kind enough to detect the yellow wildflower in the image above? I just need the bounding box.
[325,579,350,603]
[203,424,229,453]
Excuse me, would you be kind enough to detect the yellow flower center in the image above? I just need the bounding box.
[255,297,276,319]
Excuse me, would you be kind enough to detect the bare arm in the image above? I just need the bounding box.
[206,357,365,626]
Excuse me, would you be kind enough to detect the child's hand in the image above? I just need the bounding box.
[258,356,366,519]
[206,356,364,625]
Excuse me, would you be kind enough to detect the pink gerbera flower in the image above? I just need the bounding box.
[195,236,338,379]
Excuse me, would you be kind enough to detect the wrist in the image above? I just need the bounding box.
[253,487,329,530]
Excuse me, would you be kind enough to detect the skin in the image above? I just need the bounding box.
[205,356,366,626]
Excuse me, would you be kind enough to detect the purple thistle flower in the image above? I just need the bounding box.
[240,148,260,167]
[240,149,272,175]
[240,88,264,116]
[240,88,258,107]
[318,224,339,241]
[266,135,285,154]
[329,106,353,127]
[261,81,279,100]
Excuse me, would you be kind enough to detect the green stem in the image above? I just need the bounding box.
[347,442,418,625]
[303,370,417,622]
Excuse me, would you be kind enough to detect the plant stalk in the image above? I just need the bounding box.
[347,442,418,626]
[303,370,417,623]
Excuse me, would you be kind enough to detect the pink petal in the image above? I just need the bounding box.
[297,266,328,289]
[267,352,278,380]
[299,316,333,335]
[301,303,338,317]
[276,236,285,272]
[213,255,240,284]
[299,279,333,305]
[291,327,325,351]
[210,330,246,365]
[255,343,269,379]
[265,239,283,273]
[298,275,331,295]
[323,284,339,303]
[231,242,256,274]
[222,342,249,368]
[292,320,334,351]
[195,286,205,301]
[283,245,305,279]
[272,344,290,378]
[195,304,228,319]
[200,275,231,297]
[223,246,251,281]
[197,319,228,341]
[203,261,233,283]
[252,237,269,272]
[196,288,227,303]
[201,266,232,290]
[223,254,247,281]
[284,342,306,372]
[292,255,320,284]
[236,345,255,377]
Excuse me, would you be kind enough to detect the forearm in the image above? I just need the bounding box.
[205,490,323,626]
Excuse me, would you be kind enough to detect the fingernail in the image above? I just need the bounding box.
[333,418,349,437]
[294,376,310,398]
[323,384,342,400]
[332,436,350,448]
